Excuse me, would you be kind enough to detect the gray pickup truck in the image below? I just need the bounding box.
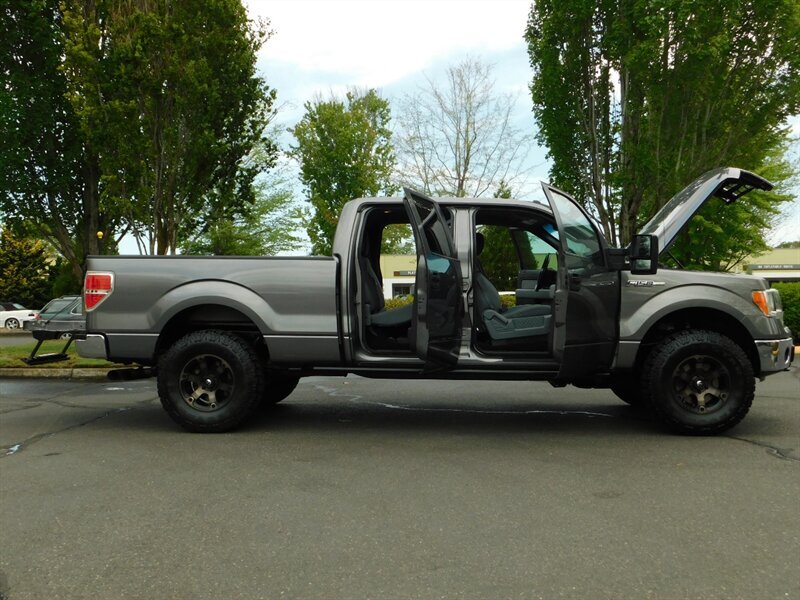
[77,167,794,434]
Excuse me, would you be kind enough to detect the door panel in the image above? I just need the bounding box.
[541,184,620,379]
[403,189,463,369]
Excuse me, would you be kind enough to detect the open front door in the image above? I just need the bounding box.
[541,183,619,379]
[403,188,463,369]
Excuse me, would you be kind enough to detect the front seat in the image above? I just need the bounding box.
[473,232,552,340]
[360,255,413,327]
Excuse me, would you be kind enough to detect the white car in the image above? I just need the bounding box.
[1,303,39,329]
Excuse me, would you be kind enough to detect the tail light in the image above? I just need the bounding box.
[84,271,114,311]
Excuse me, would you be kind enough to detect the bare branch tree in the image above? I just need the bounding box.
[395,57,533,197]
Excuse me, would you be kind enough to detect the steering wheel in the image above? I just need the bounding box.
[535,253,552,291]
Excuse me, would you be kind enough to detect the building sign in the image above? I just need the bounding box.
[749,264,800,270]
[393,270,416,276]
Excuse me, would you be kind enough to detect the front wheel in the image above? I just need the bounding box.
[157,330,265,433]
[641,330,754,435]
[4,318,20,329]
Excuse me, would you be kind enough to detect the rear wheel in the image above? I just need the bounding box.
[157,330,264,432]
[641,330,754,435]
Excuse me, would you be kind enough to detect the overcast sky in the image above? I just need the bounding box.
[240,0,798,244]
[245,0,550,199]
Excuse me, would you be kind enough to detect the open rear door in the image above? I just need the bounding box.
[403,188,463,369]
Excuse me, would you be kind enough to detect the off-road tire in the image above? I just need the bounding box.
[4,318,20,329]
[157,330,265,433]
[641,330,754,435]
[263,374,299,406]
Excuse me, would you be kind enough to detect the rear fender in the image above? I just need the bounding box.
[151,281,277,334]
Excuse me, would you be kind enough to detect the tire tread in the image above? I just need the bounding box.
[641,329,754,435]
[157,330,264,433]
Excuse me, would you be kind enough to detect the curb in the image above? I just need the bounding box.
[0,368,111,380]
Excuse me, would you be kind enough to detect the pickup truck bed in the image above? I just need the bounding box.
[87,256,341,366]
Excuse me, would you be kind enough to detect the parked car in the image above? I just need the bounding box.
[0,302,38,329]
[25,295,85,337]
[21,295,85,365]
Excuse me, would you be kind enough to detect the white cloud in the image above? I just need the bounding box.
[246,0,531,88]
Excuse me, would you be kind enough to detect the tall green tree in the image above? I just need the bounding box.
[291,89,395,255]
[180,151,303,256]
[668,141,797,270]
[527,0,800,267]
[0,0,121,284]
[61,0,276,255]
[1,0,275,278]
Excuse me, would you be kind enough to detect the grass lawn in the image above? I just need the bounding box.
[0,339,119,369]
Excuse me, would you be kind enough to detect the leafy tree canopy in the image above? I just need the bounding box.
[527,0,800,270]
[180,153,304,256]
[291,89,395,255]
[1,0,276,279]
[479,181,521,290]
[0,0,112,283]
[61,0,276,255]
[0,229,55,309]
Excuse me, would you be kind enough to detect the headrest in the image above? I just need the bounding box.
[475,232,485,256]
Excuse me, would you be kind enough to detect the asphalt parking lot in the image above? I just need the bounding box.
[1,370,798,599]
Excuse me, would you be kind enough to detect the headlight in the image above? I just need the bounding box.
[752,289,781,316]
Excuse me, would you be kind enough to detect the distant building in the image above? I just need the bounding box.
[378,255,416,298]
[744,248,800,282]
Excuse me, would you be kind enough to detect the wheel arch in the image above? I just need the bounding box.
[633,307,759,374]
[155,304,268,364]
[149,281,279,359]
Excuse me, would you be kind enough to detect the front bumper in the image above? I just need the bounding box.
[754,336,794,376]
[75,334,108,360]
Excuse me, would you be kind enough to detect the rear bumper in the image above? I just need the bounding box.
[75,334,108,360]
[755,336,794,376]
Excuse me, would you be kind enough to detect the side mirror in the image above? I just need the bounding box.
[629,234,659,275]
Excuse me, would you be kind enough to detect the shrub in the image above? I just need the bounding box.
[772,282,800,342]
[499,294,517,309]
[384,295,414,310]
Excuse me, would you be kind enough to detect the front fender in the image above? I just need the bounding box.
[620,284,766,340]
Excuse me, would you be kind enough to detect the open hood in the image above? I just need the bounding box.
[638,167,773,255]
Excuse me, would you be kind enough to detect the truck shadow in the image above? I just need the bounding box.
[245,397,663,437]
[91,382,782,439]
